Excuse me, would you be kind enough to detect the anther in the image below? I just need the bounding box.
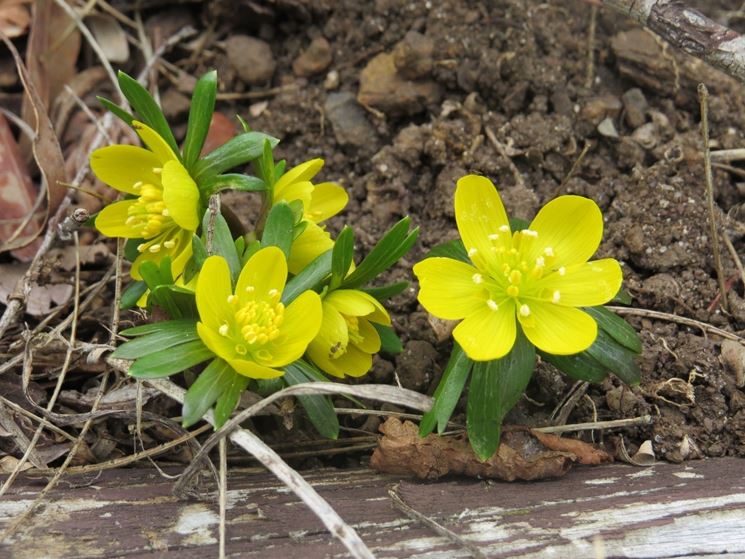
[468,247,478,257]
[148,244,161,253]
[552,290,561,303]
[499,225,510,233]
[488,233,499,241]
[472,273,483,284]
[544,247,554,257]
[162,209,170,217]
[535,256,545,267]
[133,181,143,190]
[245,285,255,293]
[519,304,531,317]
[137,243,146,253]
[227,295,236,304]
[486,299,498,311]
[507,285,519,297]
[218,324,229,336]
[508,270,522,285]
[163,240,176,249]
[152,167,162,174]
[268,288,279,298]
[522,229,538,238]
[558,267,566,276]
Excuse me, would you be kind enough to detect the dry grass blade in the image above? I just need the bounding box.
[141,376,376,559]
[607,306,743,342]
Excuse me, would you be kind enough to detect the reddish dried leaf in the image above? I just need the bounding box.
[0,113,43,260]
[371,418,576,481]
[530,430,613,465]
[201,112,237,156]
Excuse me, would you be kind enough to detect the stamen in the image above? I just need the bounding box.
[235,344,247,355]
[488,233,500,241]
[535,256,545,267]
[508,270,522,285]
[268,288,279,298]
[163,240,176,249]
[137,243,146,253]
[162,209,170,217]
[486,299,498,311]
[468,247,478,257]
[472,273,483,284]
[133,181,143,190]
[245,285,255,293]
[558,266,566,276]
[148,244,161,253]
[522,229,538,238]
[152,167,162,174]
[544,247,554,257]
[507,285,519,297]
[519,304,531,317]
[552,290,561,303]
[227,295,236,304]
[218,324,229,336]
[499,225,510,233]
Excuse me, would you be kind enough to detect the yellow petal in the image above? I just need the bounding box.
[132,120,177,164]
[198,323,283,379]
[235,246,287,305]
[274,180,313,208]
[413,257,488,320]
[262,290,322,366]
[534,258,622,307]
[168,231,194,278]
[306,182,348,223]
[95,200,139,237]
[355,318,382,354]
[90,145,162,194]
[307,304,349,377]
[518,303,597,355]
[309,340,372,378]
[196,256,234,332]
[325,289,374,317]
[453,299,516,361]
[274,158,324,197]
[162,160,200,231]
[129,228,193,280]
[287,221,334,275]
[524,195,603,268]
[454,175,510,274]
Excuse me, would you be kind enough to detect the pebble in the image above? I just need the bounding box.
[581,94,622,125]
[622,88,648,128]
[631,122,658,149]
[225,35,275,85]
[392,30,434,80]
[292,36,333,77]
[720,340,745,388]
[324,91,379,152]
[358,52,442,116]
[597,117,619,139]
[160,88,190,120]
[324,69,340,90]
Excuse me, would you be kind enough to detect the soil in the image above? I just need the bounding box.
[3,0,745,466]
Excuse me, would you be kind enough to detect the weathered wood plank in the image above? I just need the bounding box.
[1,458,744,558]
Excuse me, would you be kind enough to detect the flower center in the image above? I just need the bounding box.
[126,180,173,239]
[220,288,285,357]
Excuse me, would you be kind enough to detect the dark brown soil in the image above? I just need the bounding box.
[5,0,745,466]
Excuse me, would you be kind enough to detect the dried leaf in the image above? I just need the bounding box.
[371,418,577,481]
[0,0,31,38]
[0,261,72,316]
[530,429,613,465]
[201,112,237,156]
[86,14,129,63]
[0,112,43,261]
[0,455,32,474]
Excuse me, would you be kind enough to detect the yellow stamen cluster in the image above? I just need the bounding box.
[125,176,173,241]
[222,288,285,357]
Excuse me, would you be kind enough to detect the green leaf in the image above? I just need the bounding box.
[201,210,241,281]
[112,322,198,359]
[97,96,134,126]
[150,285,198,319]
[236,114,251,132]
[182,70,217,170]
[192,132,280,183]
[425,239,468,262]
[124,238,144,262]
[259,138,275,187]
[373,323,402,355]
[261,202,295,258]
[541,350,609,383]
[284,362,339,439]
[282,249,332,305]
[139,259,168,290]
[200,173,266,197]
[585,306,642,354]
[585,328,641,386]
[192,234,208,270]
[362,281,408,302]
[342,218,418,289]
[117,71,180,156]
[467,329,535,460]
[128,339,213,378]
[419,343,472,436]
[509,217,529,231]
[120,280,148,309]
[183,358,236,427]
[330,226,354,290]
[121,318,200,337]
[612,288,633,305]
[214,374,249,428]
[253,377,285,396]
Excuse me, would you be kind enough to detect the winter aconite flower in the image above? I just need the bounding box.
[307,289,390,378]
[413,175,622,361]
[92,121,200,279]
[196,247,322,379]
[273,158,348,273]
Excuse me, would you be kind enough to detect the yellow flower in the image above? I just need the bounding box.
[92,121,200,280]
[307,289,391,378]
[413,175,622,361]
[195,247,322,379]
[273,158,348,274]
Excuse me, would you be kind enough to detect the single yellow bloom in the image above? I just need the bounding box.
[273,158,348,273]
[92,121,200,280]
[413,175,622,361]
[195,247,322,379]
[307,289,391,378]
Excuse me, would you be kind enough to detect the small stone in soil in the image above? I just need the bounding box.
[225,35,276,85]
[392,31,434,80]
[622,88,649,129]
[324,92,380,153]
[292,36,333,77]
